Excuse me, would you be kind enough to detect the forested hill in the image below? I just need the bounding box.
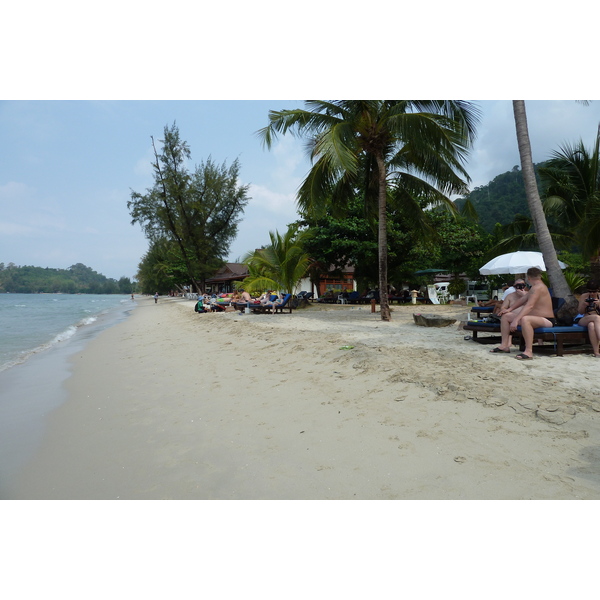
[0,262,133,294]
[455,163,546,232]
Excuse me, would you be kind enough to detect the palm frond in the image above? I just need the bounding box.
[459,197,479,222]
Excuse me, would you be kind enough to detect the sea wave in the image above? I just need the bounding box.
[0,294,132,374]
[0,314,100,373]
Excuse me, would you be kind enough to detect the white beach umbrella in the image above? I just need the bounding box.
[479,251,567,275]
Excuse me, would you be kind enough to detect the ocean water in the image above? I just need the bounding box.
[0,293,133,372]
[0,294,136,493]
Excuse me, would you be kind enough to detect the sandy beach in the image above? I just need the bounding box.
[5,296,600,500]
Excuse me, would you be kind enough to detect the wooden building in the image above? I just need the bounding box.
[204,263,249,293]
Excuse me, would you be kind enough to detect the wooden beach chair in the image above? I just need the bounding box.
[246,294,293,314]
[462,320,502,344]
[514,324,590,356]
[274,293,293,313]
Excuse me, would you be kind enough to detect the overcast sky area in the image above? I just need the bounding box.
[2,4,598,283]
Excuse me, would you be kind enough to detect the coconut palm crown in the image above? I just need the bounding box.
[258,100,480,320]
[241,225,311,296]
[541,125,600,264]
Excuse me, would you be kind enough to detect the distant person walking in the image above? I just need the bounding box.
[154,292,159,304]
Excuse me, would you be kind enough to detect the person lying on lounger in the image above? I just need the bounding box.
[261,294,285,314]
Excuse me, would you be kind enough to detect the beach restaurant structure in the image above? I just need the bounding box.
[204,263,249,293]
[204,263,356,297]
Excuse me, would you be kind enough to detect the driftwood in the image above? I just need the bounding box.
[413,313,457,328]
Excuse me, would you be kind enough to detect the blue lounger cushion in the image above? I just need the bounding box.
[516,325,588,334]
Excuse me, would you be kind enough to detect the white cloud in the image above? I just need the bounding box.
[464,100,600,192]
[272,135,308,177]
[0,181,35,202]
[0,181,69,235]
[247,183,298,217]
[133,146,155,178]
[0,221,35,235]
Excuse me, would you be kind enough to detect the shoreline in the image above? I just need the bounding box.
[5,297,600,499]
[0,300,135,495]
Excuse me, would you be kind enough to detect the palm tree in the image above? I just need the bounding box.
[258,101,480,320]
[512,101,574,303]
[241,225,311,296]
[540,125,600,281]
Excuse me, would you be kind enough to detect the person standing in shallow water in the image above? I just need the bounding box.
[154,292,159,304]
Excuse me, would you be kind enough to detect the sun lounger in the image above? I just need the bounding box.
[464,294,591,355]
[515,324,590,357]
[463,320,502,343]
[236,294,294,315]
[470,306,493,317]
[274,293,293,314]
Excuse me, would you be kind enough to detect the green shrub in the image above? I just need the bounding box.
[448,277,466,296]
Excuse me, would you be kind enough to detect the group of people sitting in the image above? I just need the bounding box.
[236,289,288,315]
[194,292,228,313]
[485,267,600,359]
[194,289,287,315]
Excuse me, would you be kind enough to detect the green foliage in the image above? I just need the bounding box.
[541,269,586,295]
[0,263,129,294]
[128,123,249,292]
[136,238,190,294]
[455,164,548,232]
[241,225,311,295]
[448,277,466,296]
[557,251,587,274]
[397,209,491,282]
[539,130,600,260]
[259,100,480,320]
[564,271,587,293]
[295,194,379,288]
[470,128,600,285]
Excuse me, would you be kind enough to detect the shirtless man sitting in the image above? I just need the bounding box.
[238,289,253,315]
[489,267,555,360]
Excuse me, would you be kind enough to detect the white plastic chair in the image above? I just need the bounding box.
[427,285,441,305]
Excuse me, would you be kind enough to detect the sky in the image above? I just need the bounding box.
[2,99,599,280]
[2,3,598,283]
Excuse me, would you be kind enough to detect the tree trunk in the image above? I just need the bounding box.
[512,101,574,304]
[375,153,391,321]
